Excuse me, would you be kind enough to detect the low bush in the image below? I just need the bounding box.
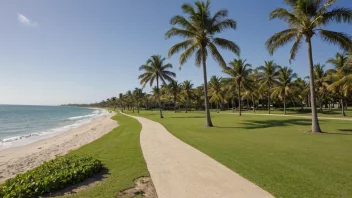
[0,155,102,198]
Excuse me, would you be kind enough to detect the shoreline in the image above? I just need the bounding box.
[0,112,118,183]
[0,108,108,150]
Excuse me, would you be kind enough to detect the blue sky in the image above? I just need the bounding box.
[0,0,351,105]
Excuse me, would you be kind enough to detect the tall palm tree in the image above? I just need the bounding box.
[167,80,182,113]
[326,52,352,116]
[266,0,352,132]
[271,66,298,114]
[138,55,176,118]
[257,61,279,114]
[166,0,240,127]
[223,59,252,116]
[181,80,194,113]
[208,76,224,113]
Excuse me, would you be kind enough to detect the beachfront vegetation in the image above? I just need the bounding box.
[0,156,102,198]
[90,0,352,133]
[126,110,352,198]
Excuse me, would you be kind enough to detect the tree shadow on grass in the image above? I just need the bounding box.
[169,116,205,119]
[240,119,314,129]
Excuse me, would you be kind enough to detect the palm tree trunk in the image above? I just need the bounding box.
[174,94,177,113]
[185,101,188,113]
[252,98,255,112]
[137,102,140,113]
[307,39,322,132]
[238,84,242,116]
[202,52,213,127]
[157,77,164,118]
[341,98,346,116]
[232,97,235,113]
[217,102,219,113]
[268,86,271,114]
[284,95,286,115]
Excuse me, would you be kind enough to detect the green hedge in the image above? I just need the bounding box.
[0,155,102,198]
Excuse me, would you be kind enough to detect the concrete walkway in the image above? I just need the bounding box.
[123,113,273,198]
[240,112,352,121]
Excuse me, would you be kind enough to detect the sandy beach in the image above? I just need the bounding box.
[0,112,118,183]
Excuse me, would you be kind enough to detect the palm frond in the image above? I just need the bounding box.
[213,38,240,56]
[168,39,194,57]
[165,28,195,39]
[289,33,303,61]
[266,28,298,55]
[208,42,226,69]
[318,29,352,51]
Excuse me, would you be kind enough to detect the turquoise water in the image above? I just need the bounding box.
[0,105,106,149]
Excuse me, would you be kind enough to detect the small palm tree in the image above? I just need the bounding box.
[271,66,298,114]
[208,76,224,113]
[166,0,240,126]
[138,55,176,118]
[181,80,194,113]
[314,64,329,111]
[266,0,352,132]
[223,59,252,116]
[326,52,351,116]
[294,77,310,111]
[194,86,205,110]
[133,88,144,113]
[125,90,133,111]
[257,60,279,114]
[118,93,125,112]
[167,80,182,113]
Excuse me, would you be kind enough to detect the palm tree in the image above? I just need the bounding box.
[167,80,182,113]
[257,61,279,114]
[181,80,194,113]
[314,64,329,111]
[326,52,351,116]
[125,90,133,111]
[294,77,310,111]
[266,0,352,132]
[133,88,144,113]
[166,0,240,127]
[138,55,176,118]
[208,76,224,113]
[194,86,205,110]
[118,93,125,112]
[223,59,252,116]
[271,66,297,114]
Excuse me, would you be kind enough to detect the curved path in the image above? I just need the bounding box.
[122,113,273,198]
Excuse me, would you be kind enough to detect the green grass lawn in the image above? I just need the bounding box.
[127,110,352,198]
[61,113,149,198]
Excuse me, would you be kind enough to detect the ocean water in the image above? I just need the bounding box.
[0,105,107,150]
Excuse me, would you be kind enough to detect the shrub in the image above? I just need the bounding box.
[0,155,102,198]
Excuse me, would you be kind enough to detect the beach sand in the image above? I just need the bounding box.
[0,112,118,183]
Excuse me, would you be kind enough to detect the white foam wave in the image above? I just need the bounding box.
[66,110,100,121]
